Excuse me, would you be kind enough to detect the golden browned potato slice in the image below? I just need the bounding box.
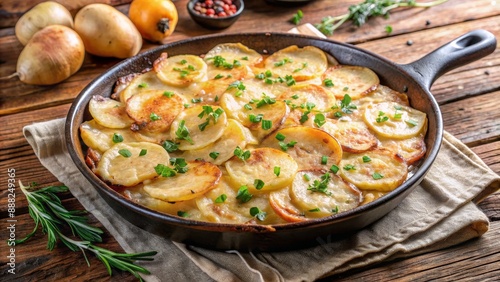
[269,187,307,222]
[96,142,170,186]
[322,65,379,100]
[204,43,262,80]
[170,104,227,150]
[181,119,247,165]
[80,120,139,153]
[143,161,221,202]
[126,89,185,134]
[363,101,427,139]
[321,119,378,153]
[261,126,343,170]
[379,132,427,165]
[290,170,362,217]
[278,84,336,112]
[89,95,133,129]
[124,185,203,220]
[225,147,299,193]
[154,54,208,88]
[264,45,328,81]
[357,84,409,108]
[339,149,408,192]
[196,176,282,224]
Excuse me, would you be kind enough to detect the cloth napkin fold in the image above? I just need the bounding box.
[23,118,499,282]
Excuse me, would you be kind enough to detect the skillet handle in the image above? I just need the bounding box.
[400,29,497,90]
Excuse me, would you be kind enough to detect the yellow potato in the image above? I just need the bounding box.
[269,187,307,222]
[143,161,222,202]
[339,149,408,192]
[96,142,170,186]
[321,119,378,153]
[74,4,142,58]
[322,65,380,100]
[89,95,133,129]
[290,170,362,217]
[126,89,185,134]
[225,147,299,193]
[154,54,208,87]
[379,132,427,165]
[170,104,227,150]
[278,84,336,112]
[357,84,409,108]
[261,126,343,170]
[264,45,328,81]
[80,120,139,153]
[363,102,427,139]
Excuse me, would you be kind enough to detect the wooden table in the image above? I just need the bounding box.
[1,0,499,280]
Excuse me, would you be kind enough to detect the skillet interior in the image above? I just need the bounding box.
[66,33,442,251]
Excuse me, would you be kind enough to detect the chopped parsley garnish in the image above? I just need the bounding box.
[150,112,161,121]
[234,146,251,162]
[163,91,174,97]
[244,104,253,110]
[139,149,147,156]
[236,185,253,203]
[343,86,349,91]
[175,120,194,144]
[373,172,384,180]
[170,158,188,173]
[290,9,304,25]
[314,113,326,127]
[177,211,188,217]
[191,97,203,103]
[254,179,265,190]
[385,25,393,34]
[406,119,418,127]
[198,106,224,131]
[394,105,403,119]
[291,94,300,99]
[179,59,187,65]
[332,206,339,213]
[308,173,332,195]
[274,58,293,67]
[209,151,220,160]
[241,56,249,61]
[285,75,296,86]
[334,94,357,117]
[309,208,320,212]
[274,166,281,177]
[303,174,311,181]
[250,207,267,221]
[112,133,123,143]
[214,194,227,203]
[376,111,389,123]
[214,74,224,79]
[279,140,297,151]
[249,114,264,123]
[227,80,246,96]
[275,132,286,141]
[321,156,328,165]
[162,140,179,152]
[138,82,148,88]
[256,94,276,108]
[343,164,356,171]
[155,164,177,177]
[118,149,132,158]
[330,164,339,174]
[323,78,334,87]
[262,119,272,130]
[293,62,308,73]
[255,73,265,80]
[362,156,371,163]
[207,55,241,69]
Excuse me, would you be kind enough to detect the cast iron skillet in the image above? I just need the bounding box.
[66,30,496,251]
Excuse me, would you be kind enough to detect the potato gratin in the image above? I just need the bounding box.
[81,43,427,225]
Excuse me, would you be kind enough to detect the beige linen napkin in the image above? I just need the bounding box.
[23,118,499,282]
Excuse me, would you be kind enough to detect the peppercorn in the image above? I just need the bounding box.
[193,0,238,18]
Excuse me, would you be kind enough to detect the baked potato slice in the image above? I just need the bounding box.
[278,84,336,112]
[269,187,306,222]
[322,65,379,100]
[264,45,328,81]
[290,170,362,217]
[143,160,222,202]
[363,101,427,139]
[80,120,139,153]
[261,126,343,170]
[379,132,427,165]
[339,149,408,192]
[154,53,208,87]
[170,104,227,150]
[321,119,378,153]
[89,95,133,129]
[225,147,299,193]
[126,89,185,134]
[96,142,170,186]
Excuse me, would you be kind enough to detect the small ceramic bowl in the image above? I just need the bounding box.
[187,0,244,30]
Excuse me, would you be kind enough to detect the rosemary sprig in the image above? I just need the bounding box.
[315,0,449,36]
[16,182,157,281]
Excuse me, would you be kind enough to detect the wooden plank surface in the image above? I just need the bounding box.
[1,0,499,281]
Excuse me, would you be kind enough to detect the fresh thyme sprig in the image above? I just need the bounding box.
[16,182,157,281]
[315,0,449,36]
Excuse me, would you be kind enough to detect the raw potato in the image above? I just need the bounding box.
[264,45,328,81]
[322,65,380,99]
[80,120,140,153]
[96,142,170,186]
[170,105,227,150]
[261,126,343,170]
[16,25,85,85]
[15,1,74,45]
[225,147,299,193]
[290,170,362,217]
[363,102,427,139]
[143,161,222,202]
[89,95,133,129]
[74,4,142,58]
[339,149,408,192]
